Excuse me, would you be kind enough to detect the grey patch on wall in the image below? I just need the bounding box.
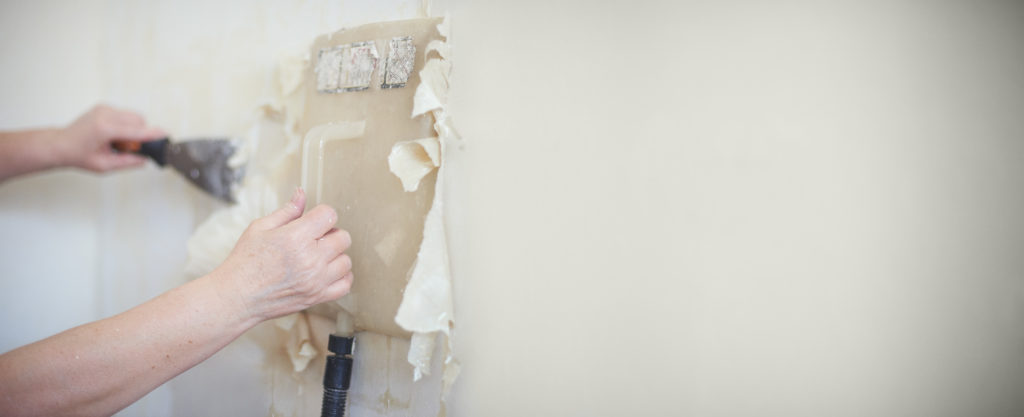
[315,46,344,93]
[382,36,416,89]
[316,36,416,93]
[315,41,380,93]
[338,41,379,92]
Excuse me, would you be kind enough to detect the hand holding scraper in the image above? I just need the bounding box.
[112,138,243,203]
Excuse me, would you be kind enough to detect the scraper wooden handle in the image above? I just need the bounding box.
[111,138,170,167]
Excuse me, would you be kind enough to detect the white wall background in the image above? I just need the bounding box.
[0,0,106,355]
[2,1,1024,417]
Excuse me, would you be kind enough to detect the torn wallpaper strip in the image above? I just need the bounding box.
[395,16,460,391]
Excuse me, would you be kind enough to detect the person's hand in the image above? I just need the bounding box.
[211,188,355,322]
[57,104,166,172]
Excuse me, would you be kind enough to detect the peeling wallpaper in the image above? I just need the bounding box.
[2,1,1024,417]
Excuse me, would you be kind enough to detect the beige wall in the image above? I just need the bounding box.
[2,1,1023,416]
[445,1,1024,416]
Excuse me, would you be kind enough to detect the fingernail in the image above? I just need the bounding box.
[286,187,303,210]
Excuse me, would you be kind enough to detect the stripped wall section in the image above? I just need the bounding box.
[93,1,435,416]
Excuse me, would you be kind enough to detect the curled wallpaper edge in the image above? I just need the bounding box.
[394,15,461,400]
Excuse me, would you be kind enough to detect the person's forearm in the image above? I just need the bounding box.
[0,105,167,182]
[0,271,259,417]
[0,189,353,416]
[0,129,69,182]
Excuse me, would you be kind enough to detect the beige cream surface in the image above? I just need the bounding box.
[299,18,446,339]
[2,1,1024,417]
[443,1,1024,416]
[182,16,456,417]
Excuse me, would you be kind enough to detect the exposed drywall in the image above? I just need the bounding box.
[183,15,455,417]
[298,18,447,339]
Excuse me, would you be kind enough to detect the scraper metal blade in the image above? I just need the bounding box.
[112,137,244,203]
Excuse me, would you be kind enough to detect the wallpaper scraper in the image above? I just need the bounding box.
[112,138,243,203]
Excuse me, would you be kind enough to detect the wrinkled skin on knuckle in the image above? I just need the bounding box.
[339,254,353,273]
[315,203,335,216]
[292,276,318,296]
[337,230,353,251]
[311,204,338,225]
[315,254,331,270]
